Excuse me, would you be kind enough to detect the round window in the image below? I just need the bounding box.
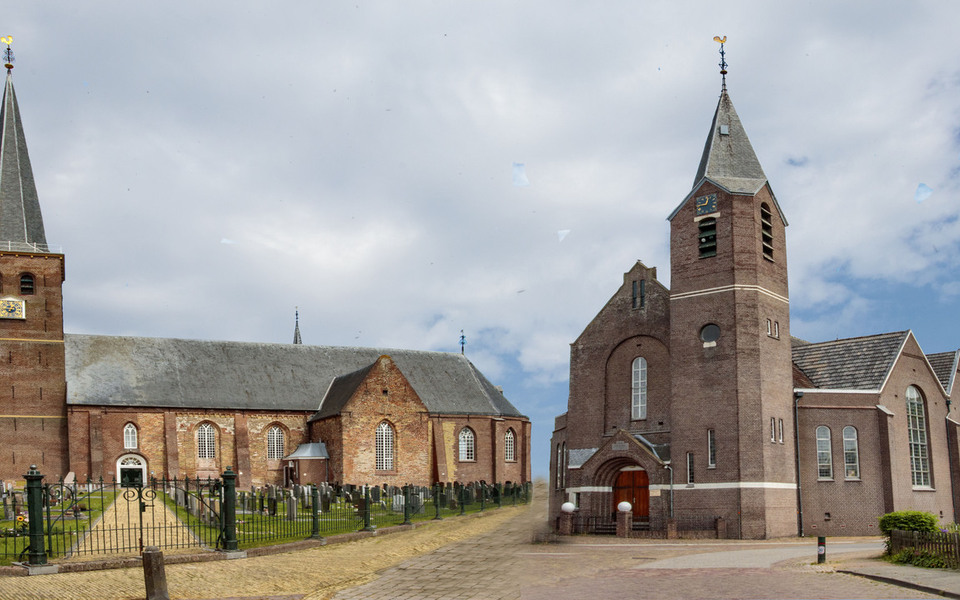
[700,324,721,343]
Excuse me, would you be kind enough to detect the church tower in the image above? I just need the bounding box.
[0,41,69,479]
[667,51,796,538]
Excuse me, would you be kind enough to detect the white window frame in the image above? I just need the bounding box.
[459,427,475,462]
[843,425,860,480]
[631,357,647,420]
[906,386,930,487]
[267,425,285,460]
[197,423,216,460]
[376,421,395,471]
[707,429,716,468]
[504,429,516,462]
[816,425,832,480]
[123,423,138,450]
[686,452,695,484]
[778,418,784,444]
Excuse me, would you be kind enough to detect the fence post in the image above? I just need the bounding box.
[221,466,238,552]
[362,487,375,532]
[496,483,502,508]
[433,483,442,520]
[310,484,321,539]
[480,482,486,512]
[402,485,412,526]
[25,465,47,565]
[458,484,466,515]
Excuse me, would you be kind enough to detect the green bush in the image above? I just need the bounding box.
[878,511,938,536]
[889,547,949,569]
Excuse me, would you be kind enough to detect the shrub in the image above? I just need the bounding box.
[889,547,949,569]
[878,511,938,554]
[878,511,938,535]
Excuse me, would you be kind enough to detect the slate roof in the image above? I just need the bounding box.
[927,351,959,394]
[309,362,376,421]
[692,90,768,195]
[64,334,525,418]
[791,331,909,390]
[284,442,329,460]
[668,89,786,224]
[0,70,48,251]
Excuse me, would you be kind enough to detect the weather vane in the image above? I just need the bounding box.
[713,36,728,91]
[460,330,466,355]
[2,36,13,72]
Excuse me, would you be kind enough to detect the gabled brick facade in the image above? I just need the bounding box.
[550,85,960,538]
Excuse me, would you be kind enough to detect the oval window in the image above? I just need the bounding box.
[700,324,721,343]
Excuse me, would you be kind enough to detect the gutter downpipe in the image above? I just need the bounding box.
[794,390,805,537]
[664,463,674,518]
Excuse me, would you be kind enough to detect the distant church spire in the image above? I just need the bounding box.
[0,36,48,252]
[293,308,302,344]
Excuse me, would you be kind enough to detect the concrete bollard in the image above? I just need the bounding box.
[142,546,170,600]
[616,502,632,538]
[558,502,576,535]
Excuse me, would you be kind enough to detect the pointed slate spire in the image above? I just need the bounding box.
[293,309,302,344]
[0,42,48,252]
[691,89,768,196]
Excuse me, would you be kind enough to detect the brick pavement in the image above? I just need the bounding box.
[0,491,949,600]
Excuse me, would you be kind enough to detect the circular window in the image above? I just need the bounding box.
[700,324,721,343]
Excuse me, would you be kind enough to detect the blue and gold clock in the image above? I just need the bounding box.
[0,298,25,319]
[695,193,718,216]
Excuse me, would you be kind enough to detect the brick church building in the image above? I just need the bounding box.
[550,72,960,538]
[0,61,530,490]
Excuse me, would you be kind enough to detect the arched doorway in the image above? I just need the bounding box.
[613,468,649,520]
[117,454,147,488]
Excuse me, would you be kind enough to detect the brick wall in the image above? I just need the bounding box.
[0,251,68,480]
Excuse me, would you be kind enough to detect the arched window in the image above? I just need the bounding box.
[123,423,138,450]
[555,443,562,490]
[458,427,475,462]
[376,421,395,471]
[267,425,285,460]
[631,357,647,420]
[842,426,860,479]
[504,429,516,462]
[816,426,832,479]
[561,442,567,488]
[760,203,774,261]
[906,386,930,487]
[197,423,216,459]
[20,273,34,295]
[698,218,717,258]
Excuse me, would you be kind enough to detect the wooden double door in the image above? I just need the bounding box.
[613,469,649,519]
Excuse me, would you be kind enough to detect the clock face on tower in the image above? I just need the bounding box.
[0,298,25,319]
[695,193,718,216]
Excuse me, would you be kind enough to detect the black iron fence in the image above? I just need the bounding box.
[1,465,532,566]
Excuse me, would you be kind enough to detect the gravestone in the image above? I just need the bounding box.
[286,494,297,521]
[370,486,381,503]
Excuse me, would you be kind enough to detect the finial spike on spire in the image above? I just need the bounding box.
[293,307,302,345]
[713,35,728,92]
[2,36,14,72]
[460,330,466,355]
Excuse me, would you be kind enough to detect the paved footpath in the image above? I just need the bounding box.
[2,491,958,599]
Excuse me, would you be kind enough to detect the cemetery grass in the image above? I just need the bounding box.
[0,490,116,565]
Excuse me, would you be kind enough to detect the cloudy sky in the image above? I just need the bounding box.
[6,2,960,477]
